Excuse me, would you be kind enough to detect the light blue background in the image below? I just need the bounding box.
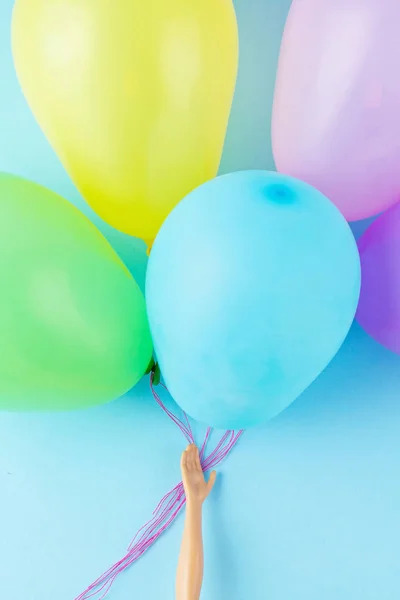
[0,1,398,599]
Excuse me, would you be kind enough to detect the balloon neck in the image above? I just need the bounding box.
[145,357,156,374]
[145,358,161,386]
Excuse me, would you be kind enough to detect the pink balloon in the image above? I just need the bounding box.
[272,0,400,221]
[356,202,400,353]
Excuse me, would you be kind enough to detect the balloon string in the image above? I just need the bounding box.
[74,374,243,600]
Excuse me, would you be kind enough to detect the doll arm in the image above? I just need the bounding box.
[176,444,217,600]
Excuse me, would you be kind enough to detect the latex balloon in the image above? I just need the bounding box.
[357,203,400,353]
[272,0,400,221]
[12,0,238,246]
[146,171,360,429]
[0,173,152,411]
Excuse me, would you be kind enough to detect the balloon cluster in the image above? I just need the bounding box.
[4,0,370,430]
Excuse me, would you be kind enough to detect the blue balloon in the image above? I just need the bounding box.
[146,171,360,429]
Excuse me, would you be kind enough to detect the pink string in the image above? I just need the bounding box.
[74,373,243,600]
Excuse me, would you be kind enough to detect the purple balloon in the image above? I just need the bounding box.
[272,0,400,221]
[357,202,400,353]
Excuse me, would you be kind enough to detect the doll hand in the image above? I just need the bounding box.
[181,444,216,506]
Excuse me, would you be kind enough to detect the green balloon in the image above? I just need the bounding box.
[0,173,153,410]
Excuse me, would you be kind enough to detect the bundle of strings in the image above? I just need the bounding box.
[75,374,243,600]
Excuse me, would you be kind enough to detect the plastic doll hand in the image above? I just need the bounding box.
[181,444,216,506]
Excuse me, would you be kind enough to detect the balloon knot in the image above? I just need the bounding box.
[150,362,161,386]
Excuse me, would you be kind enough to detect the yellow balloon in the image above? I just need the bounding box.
[12,0,238,245]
